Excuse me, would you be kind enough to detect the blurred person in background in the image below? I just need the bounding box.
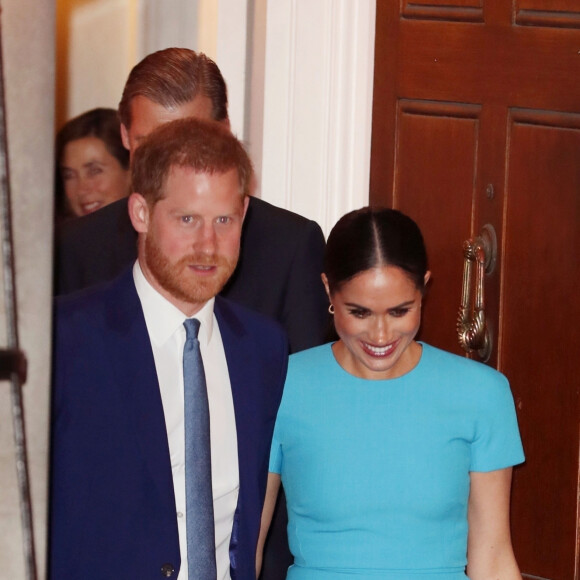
[55,107,130,222]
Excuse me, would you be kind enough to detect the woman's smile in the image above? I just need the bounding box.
[326,265,429,380]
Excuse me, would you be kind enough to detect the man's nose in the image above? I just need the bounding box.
[195,223,217,253]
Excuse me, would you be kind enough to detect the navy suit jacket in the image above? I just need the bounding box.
[50,268,288,580]
[54,196,330,580]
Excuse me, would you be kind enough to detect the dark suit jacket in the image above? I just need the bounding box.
[55,196,330,354]
[49,268,288,580]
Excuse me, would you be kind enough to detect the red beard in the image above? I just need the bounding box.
[144,234,238,306]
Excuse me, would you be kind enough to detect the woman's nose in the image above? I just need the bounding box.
[370,317,389,344]
[78,175,93,195]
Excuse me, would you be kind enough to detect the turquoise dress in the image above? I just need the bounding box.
[269,343,524,580]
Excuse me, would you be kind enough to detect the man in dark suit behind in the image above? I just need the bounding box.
[53,48,327,579]
[55,48,329,355]
[50,117,288,579]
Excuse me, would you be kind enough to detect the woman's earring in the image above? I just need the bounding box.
[328,304,335,314]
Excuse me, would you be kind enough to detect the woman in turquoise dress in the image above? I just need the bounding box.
[257,208,524,580]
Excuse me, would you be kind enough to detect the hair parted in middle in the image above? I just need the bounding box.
[324,207,428,294]
[118,48,228,128]
[131,117,253,206]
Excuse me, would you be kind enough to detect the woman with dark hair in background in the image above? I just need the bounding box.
[55,108,130,221]
[258,207,524,580]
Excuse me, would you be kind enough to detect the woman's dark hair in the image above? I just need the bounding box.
[324,207,428,293]
[55,108,129,220]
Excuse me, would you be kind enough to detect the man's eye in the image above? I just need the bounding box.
[181,216,193,224]
[216,216,231,225]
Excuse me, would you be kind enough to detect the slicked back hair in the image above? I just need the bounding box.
[119,48,228,128]
[324,207,428,294]
[132,117,253,207]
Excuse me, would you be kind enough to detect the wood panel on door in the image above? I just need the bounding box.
[371,1,580,578]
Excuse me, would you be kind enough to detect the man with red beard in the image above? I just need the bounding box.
[50,117,288,580]
[54,48,325,580]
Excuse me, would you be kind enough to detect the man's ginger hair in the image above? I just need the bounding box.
[131,117,253,206]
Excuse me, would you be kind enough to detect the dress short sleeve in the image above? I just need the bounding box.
[470,372,525,472]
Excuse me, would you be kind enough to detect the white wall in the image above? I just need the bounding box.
[138,0,200,59]
[0,1,55,578]
[216,0,249,142]
[260,0,376,235]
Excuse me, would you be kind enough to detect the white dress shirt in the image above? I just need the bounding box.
[134,262,239,580]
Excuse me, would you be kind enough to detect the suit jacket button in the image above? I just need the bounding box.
[160,563,175,577]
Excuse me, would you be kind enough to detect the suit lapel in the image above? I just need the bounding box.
[104,269,175,504]
[214,298,254,476]
[214,297,259,580]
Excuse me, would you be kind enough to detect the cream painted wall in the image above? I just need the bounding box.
[137,0,201,60]
[0,1,55,578]
[197,0,218,59]
[247,0,268,185]
[58,0,220,124]
[68,0,137,118]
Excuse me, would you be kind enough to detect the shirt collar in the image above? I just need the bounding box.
[133,261,215,347]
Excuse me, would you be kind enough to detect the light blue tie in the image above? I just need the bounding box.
[183,318,217,580]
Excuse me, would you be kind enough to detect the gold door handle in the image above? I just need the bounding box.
[457,224,496,362]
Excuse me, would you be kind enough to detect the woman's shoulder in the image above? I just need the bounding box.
[289,342,334,366]
[283,343,336,389]
[418,344,516,419]
[420,342,509,389]
[288,343,333,374]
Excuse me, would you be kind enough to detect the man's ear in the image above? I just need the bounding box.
[128,193,150,234]
[242,195,250,221]
[321,273,331,301]
[120,123,131,151]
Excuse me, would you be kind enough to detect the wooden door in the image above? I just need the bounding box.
[370,1,580,578]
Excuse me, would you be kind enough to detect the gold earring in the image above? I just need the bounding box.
[328,304,335,314]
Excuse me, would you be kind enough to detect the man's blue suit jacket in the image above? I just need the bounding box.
[50,267,288,580]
